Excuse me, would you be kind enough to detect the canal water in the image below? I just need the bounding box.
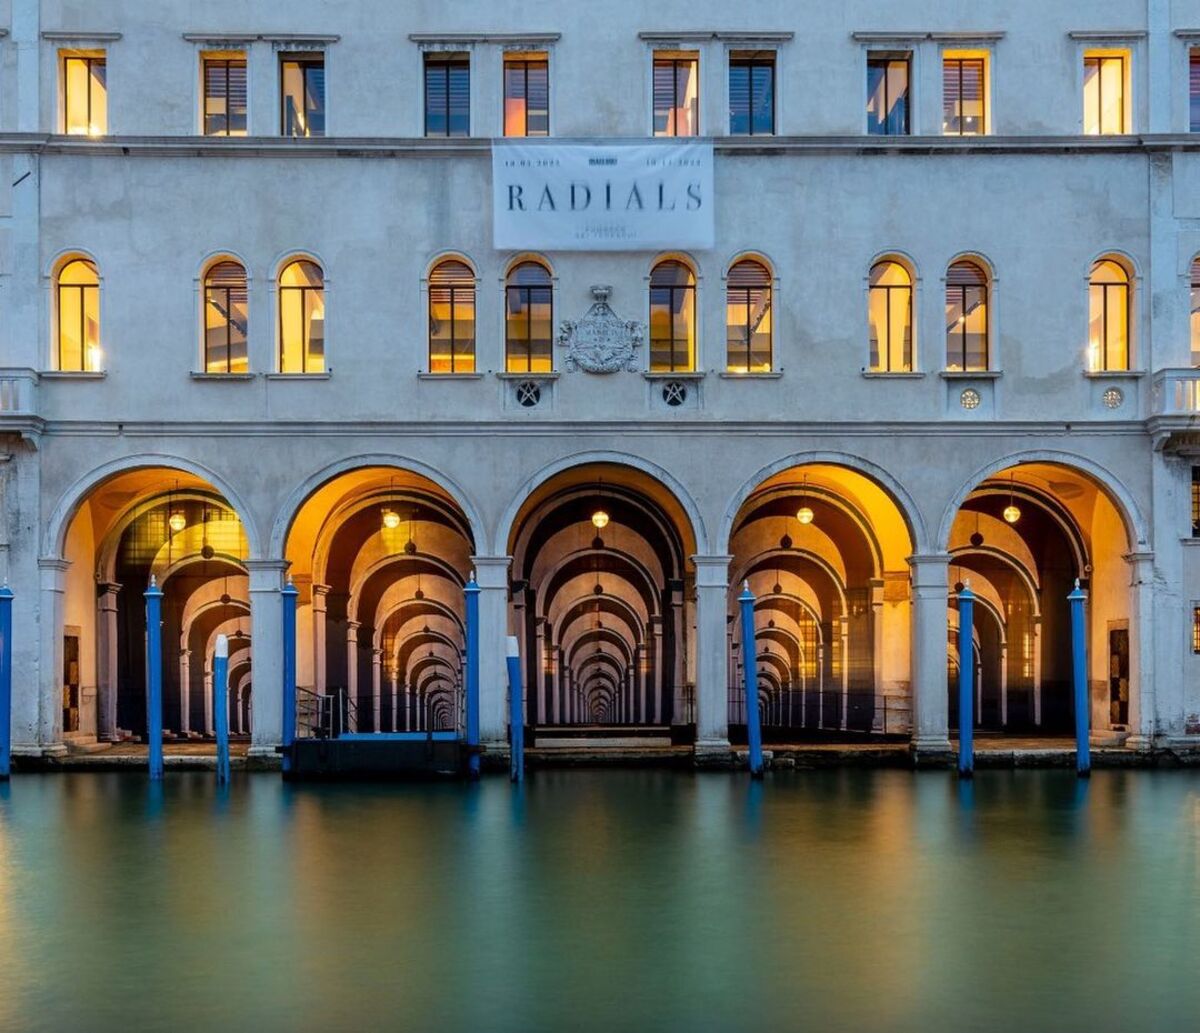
[0,769,1196,1033]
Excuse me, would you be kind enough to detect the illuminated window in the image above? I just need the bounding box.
[945,260,989,371]
[425,53,469,137]
[278,260,324,373]
[204,261,249,374]
[428,260,476,373]
[867,54,910,135]
[1191,50,1200,132]
[726,260,772,373]
[1191,257,1200,367]
[729,52,774,135]
[1193,606,1200,653]
[280,54,325,137]
[55,258,101,372]
[1083,52,1128,135]
[203,55,247,136]
[653,54,698,137]
[62,52,106,135]
[1088,259,1130,371]
[649,260,696,372]
[505,262,553,373]
[504,56,549,137]
[868,261,913,372]
[1191,468,1199,537]
[943,54,986,135]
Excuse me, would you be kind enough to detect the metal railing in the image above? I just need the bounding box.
[728,687,912,737]
[295,686,462,738]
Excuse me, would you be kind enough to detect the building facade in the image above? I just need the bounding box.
[1,0,1199,762]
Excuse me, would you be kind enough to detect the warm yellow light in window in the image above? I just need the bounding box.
[591,510,609,529]
[85,344,102,371]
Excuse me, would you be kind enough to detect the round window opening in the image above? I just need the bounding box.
[662,381,688,406]
[960,388,981,410]
[515,381,541,408]
[1102,387,1124,409]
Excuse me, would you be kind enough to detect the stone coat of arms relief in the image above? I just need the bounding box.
[557,285,645,373]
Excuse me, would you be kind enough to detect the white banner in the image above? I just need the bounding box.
[492,141,714,251]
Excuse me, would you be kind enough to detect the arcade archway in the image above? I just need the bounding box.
[282,466,475,735]
[727,463,916,741]
[506,463,697,743]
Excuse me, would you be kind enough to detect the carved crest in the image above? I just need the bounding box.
[557,285,644,373]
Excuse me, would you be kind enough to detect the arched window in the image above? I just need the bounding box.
[868,260,912,372]
[1088,259,1130,371]
[1190,257,1200,368]
[204,260,248,374]
[649,260,696,372]
[278,259,324,373]
[56,258,100,371]
[428,259,476,374]
[726,259,772,373]
[505,261,553,373]
[945,260,988,371]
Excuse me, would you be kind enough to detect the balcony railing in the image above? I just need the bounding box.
[0,369,38,416]
[1152,368,1200,416]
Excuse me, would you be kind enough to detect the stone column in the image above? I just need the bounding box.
[472,556,512,751]
[909,553,952,754]
[203,665,214,735]
[345,620,360,730]
[692,555,732,754]
[96,581,122,741]
[247,559,287,757]
[1125,551,1157,750]
[179,648,191,735]
[37,558,70,755]
[390,674,399,732]
[371,648,383,733]
[311,583,329,697]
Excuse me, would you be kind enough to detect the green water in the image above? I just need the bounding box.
[0,770,1197,1033]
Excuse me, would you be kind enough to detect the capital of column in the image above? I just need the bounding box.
[37,556,70,590]
[691,554,733,589]
[97,580,123,598]
[470,555,512,589]
[1123,551,1155,579]
[244,558,290,591]
[907,552,951,589]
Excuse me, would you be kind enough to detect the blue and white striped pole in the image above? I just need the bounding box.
[506,635,524,783]
[0,582,12,779]
[281,578,298,775]
[465,572,480,779]
[738,581,764,778]
[145,576,164,780]
[1068,579,1090,777]
[213,633,230,785]
[957,581,975,779]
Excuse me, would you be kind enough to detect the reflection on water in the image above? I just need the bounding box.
[0,770,1197,1033]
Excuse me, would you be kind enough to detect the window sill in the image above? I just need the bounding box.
[417,372,484,380]
[718,371,783,379]
[1084,369,1145,379]
[643,371,705,380]
[861,370,926,379]
[190,372,257,381]
[940,370,1001,379]
[39,370,106,379]
[496,371,559,380]
[264,372,331,380]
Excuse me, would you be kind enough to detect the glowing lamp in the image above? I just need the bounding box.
[796,506,814,525]
[168,511,187,533]
[1003,504,1021,524]
[591,510,610,529]
[381,507,401,530]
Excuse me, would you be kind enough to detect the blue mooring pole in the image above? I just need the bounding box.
[738,581,764,778]
[213,633,230,786]
[145,576,164,780]
[465,572,481,779]
[957,581,975,779]
[281,579,298,775]
[506,635,524,783]
[0,582,12,779]
[1069,579,1090,777]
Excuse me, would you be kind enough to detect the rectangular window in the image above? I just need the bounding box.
[1193,606,1200,654]
[1191,50,1200,133]
[203,55,247,137]
[425,53,470,137]
[653,53,699,137]
[62,52,107,135]
[943,54,986,135]
[1083,51,1128,134]
[280,54,325,137]
[1192,468,1200,537]
[729,52,775,135]
[867,54,910,135]
[504,55,549,137]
